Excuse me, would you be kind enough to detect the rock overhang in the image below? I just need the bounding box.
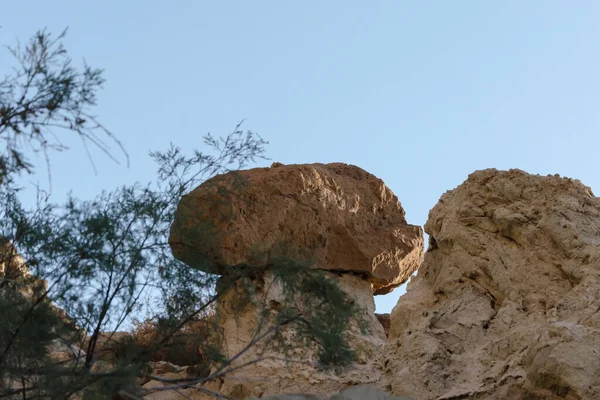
[169,162,424,295]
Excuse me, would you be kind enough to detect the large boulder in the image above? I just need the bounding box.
[384,169,600,399]
[168,162,423,399]
[169,162,423,295]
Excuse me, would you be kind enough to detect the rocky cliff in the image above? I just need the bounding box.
[384,169,600,399]
[165,166,600,399]
[13,165,598,399]
[167,162,424,398]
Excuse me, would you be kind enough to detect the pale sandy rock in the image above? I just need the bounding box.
[89,359,116,374]
[49,351,73,363]
[375,313,391,337]
[169,162,423,294]
[149,361,183,375]
[181,364,211,378]
[143,380,166,389]
[219,364,382,400]
[142,380,207,400]
[142,380,200,400]
[48,339,86,358]
[155,372,183,381]
[84,331,131,362]
[0,236,48,297]
[143,391,205,400]
[168,162,422,398]
[384,169,600,399]
[0,236,27,279]
[257,384,415,400]
[142,379,223,400]
[219,271,385,364]
[213,270,386,398]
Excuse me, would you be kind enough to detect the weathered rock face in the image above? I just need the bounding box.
[375,313,391,337]
[384,169,600,399]
[167,162,423,399]
[169,162,423,295]
[0,236,27,280]
[219,271,385,363]
[257,385,415,400]
[211,270,386,399]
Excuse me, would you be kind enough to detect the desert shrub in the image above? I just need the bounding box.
[0,28,359,399]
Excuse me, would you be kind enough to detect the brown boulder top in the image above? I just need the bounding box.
[169,162,423,294]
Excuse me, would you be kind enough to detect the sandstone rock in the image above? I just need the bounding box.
[180,364,211,378]
[213,270,386,398]
[48,340,86,369]
[0,236,27,280]
[384,169,600,399]
[219,271,385,364]
[83,331,132,362]
[375,313,391,337]
[169,163,423,294]
[142,379,213,400]
[143,380,166,389]
[49,351,73,363]
[218,363,382,400]
[149,361,183,375]
[89,359,116,374]
[257,384,415,400]
[168,162,423,399]
[48,339,86,358]
[0,236,48,298]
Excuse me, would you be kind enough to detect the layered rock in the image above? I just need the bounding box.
[384,169,600,399]
[16,166,598,399]
[169,162,423,295]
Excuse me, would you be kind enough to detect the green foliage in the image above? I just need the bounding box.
[0,29,362,399]
[0,127,268,398]
[0,28,128,186]
[268,255,357,368]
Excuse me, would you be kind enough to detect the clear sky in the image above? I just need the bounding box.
[3,2,600,313]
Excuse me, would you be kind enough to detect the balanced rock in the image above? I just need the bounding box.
[168,162,423,399]
[384,169,600,399]
[169,162,423,294]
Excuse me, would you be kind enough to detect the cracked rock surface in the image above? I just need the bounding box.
[168,162,423,398]
[384,169,600,399]
[169,162,423,295]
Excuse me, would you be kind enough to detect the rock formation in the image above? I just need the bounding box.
[16,165,600,399]
[375,313,391,337]
[0,235,49,301]
[168,162,423,398]
[0,236,27,280]
[258,384,415,400]
[169,162,423,295]
[384,169,600,399]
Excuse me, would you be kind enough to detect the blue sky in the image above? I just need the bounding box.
[3,2,600,313]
